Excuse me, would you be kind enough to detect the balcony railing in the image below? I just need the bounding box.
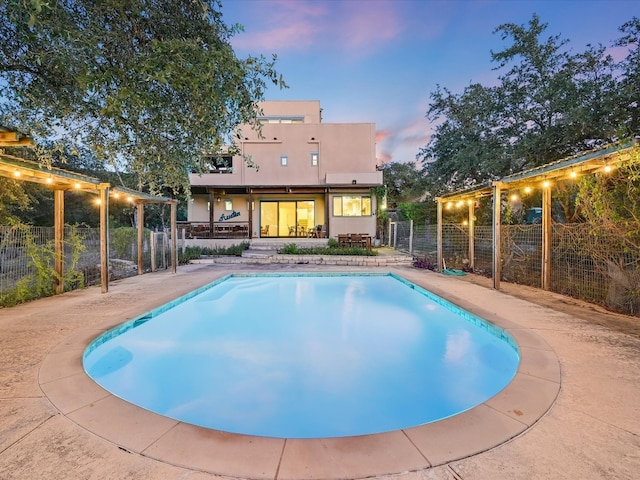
[178,221,249,239]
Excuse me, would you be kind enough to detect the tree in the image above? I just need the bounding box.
[0,0,284,194]
[574,146,640,313]
[418,83,512,195]
[614,17,640,137]
[378,161,427,203]
[419,14,637,197]
[491,14,579,166]
[0,178,31,224]
[562,43,620,149]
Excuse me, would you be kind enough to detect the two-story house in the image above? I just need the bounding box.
[186,100,383,242]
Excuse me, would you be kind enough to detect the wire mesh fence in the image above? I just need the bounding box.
[0,225,171,306]
[393,221,640,317]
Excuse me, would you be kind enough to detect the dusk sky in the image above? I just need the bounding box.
[222,0,637,166]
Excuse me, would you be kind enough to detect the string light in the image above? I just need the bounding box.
[604,164,612,173]
[446,202,453,209]
[46,177,53,184]
[569,170,577,179]
[74,182,81,189]
[524,186,532,194]
[542,180,550,189]
[13,170,21,177]
[510,193,519,202]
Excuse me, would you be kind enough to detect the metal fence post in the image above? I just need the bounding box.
[409,219,414,255]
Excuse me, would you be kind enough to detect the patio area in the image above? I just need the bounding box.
[1,262,638,479]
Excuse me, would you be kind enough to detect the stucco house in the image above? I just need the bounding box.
[185,100,383,243]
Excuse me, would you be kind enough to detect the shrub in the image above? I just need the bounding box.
[277,244,378,256]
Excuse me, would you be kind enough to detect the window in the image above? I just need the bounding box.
[258,116,304,124]
[224,199,233,211]
[311,152,319,166]
[204,155,233,174]
[332,196,372,217]
[280,155,288,167]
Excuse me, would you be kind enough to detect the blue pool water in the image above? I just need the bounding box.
[83,274,519,439]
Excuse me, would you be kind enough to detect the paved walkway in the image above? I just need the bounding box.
[1,262,638,479]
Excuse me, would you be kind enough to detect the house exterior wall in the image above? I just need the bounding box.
[187,100,383,240]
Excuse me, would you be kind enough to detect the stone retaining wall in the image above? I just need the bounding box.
[192,253,413,267]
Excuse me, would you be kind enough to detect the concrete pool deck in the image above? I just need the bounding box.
[1,262,639,479]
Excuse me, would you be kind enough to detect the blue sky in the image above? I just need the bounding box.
[222,0,637,166]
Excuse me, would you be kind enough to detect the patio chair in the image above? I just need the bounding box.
[350,233,363,248]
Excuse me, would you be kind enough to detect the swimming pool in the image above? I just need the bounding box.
[83,273,519,439]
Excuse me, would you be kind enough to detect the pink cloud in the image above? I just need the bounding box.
[230,0,406,55]
[231,0,327,51]
[338,1,403,51]
[376,115,432,165]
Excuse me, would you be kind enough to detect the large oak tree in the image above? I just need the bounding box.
[419,14,638,197]
[0,0,284,194]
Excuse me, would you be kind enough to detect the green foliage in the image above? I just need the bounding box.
[201,241,250,256]
[327,238,339,248]
[419,14,639,197]
[277,243,378,256]
[280,243,300,254]
[0,178,32,224]
[178,246,203,264]
[111,227,139,259]
[0,223,85,307]
[178,242,250,263]
[575,146,640,253]
[0,0,285,194]
[377,162,427,203]
[573,146,640,313]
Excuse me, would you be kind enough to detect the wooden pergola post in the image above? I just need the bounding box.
[99,184,110,293]
[468,199,475,271]
[436,198,443,272]
[137,201,145,275]
[170,200,177,274]
[53,188,64,294]
[492,182,502,290]
[541,183,552,290]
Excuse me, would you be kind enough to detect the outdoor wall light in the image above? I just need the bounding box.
[216,196,221,202]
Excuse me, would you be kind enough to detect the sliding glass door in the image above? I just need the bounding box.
[260,200,315,237]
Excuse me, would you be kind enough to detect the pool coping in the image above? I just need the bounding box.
[38,270,561,480]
